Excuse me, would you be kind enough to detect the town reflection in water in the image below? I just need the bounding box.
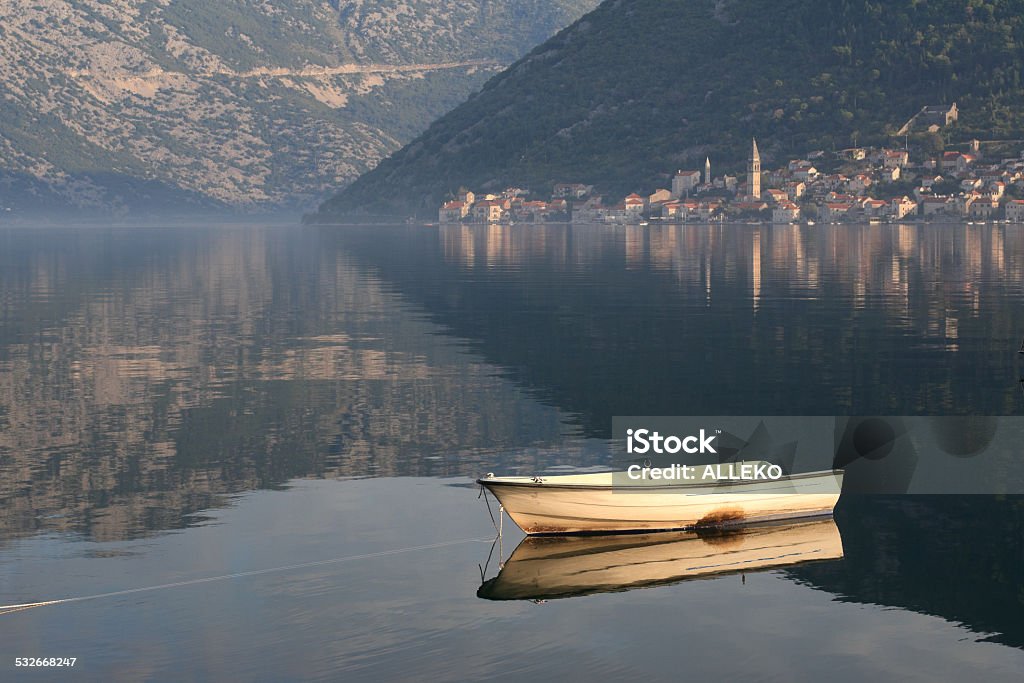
[437,221,1017,334]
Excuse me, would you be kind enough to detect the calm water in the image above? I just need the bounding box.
[0,223,1022,681]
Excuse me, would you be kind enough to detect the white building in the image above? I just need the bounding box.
[891,196,918,220]
[1005,199,1024,223]
[672,170,702,197]
[623,193,645,220]
[772,202,800,223]
[439,201,469,223]
[921,197,954,216]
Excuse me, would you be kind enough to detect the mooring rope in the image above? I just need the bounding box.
[0,536,494,616]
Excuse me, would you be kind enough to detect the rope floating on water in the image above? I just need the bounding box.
[0,536,494,616]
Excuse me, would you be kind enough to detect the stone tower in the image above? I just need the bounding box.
[705,157,712,186]
[748,138,761,200]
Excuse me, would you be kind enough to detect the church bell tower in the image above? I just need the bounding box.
[748,138,761,200]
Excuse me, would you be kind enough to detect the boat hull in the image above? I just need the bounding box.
[479,470,843,535]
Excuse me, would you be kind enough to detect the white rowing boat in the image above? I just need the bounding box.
[478,518,844,600]
[478,463,843,535]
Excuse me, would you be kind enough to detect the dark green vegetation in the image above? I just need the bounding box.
[315,0,1024,219]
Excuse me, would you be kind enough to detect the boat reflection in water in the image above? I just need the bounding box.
[478,517,843,601]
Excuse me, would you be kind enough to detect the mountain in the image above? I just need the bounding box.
[312,0,1024,219]
[0,0,598,217]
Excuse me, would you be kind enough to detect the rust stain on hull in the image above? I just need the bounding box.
[525,512,748,536]
[694,507,746,528]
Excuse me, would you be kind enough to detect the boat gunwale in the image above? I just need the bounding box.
[477,468,843,492]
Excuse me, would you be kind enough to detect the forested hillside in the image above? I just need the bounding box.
[313,0,1024,219]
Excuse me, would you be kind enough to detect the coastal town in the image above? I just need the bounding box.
[439,103,1024,225]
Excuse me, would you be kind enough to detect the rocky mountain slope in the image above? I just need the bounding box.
[313,0,1024,219]
[0,0,597,217]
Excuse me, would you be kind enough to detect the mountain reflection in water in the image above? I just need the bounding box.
[0,223,1022,544]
